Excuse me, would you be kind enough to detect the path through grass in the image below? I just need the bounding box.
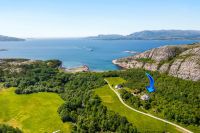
[95,85,181,132]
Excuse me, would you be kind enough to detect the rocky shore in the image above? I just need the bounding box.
[0,58,90,73]
[61,65,90,73]
[113,42,200,81]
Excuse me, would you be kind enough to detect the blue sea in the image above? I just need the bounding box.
[0,39,199,71]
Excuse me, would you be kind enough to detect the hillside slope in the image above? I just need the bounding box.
[0,35,25,41]
[113,43,200,81]
[127,30,200,40]
[87,30,200,40]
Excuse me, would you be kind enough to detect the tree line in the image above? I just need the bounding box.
[102,69,200,126]
[1,59,199,131]
[0,59,137,133]
[0,124,22,133]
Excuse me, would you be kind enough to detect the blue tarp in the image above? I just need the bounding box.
[145,73,156,93]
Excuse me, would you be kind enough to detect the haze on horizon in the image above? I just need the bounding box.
[0,0,200,38]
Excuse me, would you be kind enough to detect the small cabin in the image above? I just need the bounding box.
[140,94,150,101]
[115,84,123,89]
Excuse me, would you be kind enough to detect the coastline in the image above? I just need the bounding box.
[0,57,125,73]
[60,65,90,73]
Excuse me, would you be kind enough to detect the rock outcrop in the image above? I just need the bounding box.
[113,43,200,81]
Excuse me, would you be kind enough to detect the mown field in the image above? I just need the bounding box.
[95,83,181,132]
[0,87,71,133]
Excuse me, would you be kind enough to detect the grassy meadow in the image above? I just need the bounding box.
[0,87,71,133]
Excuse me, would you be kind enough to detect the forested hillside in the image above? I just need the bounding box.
[0,59,199,132]
[0,59,137,132]
[102,69,200,129]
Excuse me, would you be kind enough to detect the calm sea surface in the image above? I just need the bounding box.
[0,39,199,71]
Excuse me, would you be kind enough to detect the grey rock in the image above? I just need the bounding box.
[177,56,200,81]
[150,46,179,62]
[169,59,184,77]
[159,63,170,73]
[143,63,158,71]
[113,43,200,81]
[180,47,200,56]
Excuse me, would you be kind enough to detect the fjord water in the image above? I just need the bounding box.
[0,39,198,71]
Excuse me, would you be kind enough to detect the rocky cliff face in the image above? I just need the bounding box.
[113,43,200,81]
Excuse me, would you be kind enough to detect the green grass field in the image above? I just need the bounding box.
[106,77,132,92]
[104,77,198,132]
[95,84,181,132]
[106,77,127,86]
[0,88,71,133]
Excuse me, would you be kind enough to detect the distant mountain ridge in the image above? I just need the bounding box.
[87,30,200,40]
[87,34,126,40]
[0,35,25,41]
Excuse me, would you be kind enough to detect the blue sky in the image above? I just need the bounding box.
[0,0,200,38]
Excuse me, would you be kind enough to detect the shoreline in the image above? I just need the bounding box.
[60,65,90,73]
[0,57,123,73]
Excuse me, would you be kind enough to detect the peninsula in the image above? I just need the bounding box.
[0,35,25,41]
[87,30,200,40]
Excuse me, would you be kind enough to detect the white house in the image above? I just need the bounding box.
[115,84,123,89]
[140,94,150,101]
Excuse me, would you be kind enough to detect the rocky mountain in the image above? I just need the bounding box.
[0,35,25,41]
[113,42,200,81]
[87,30,200,40]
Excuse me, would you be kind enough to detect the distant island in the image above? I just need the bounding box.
[0,49,8,51]
[87,34,126,40]
[0,35,25,41]
[87,30,200,40]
